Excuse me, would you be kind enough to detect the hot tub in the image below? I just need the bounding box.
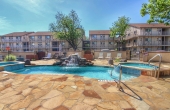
[0,61,25,71]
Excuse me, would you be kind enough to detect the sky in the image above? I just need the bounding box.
[0,0,149,36]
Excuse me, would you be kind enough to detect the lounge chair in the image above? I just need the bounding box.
[98,52,103,59]
[115,53,122,59]
[105,53,112,59]
[43,53,52,59]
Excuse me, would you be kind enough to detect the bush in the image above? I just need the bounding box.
[4,54,16,61]
[115,57,120,62]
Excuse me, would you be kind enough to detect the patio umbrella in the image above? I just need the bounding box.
[59,43,62,55]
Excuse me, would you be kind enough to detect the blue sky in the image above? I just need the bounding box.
[0,0,149,36]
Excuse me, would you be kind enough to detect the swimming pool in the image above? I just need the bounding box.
[10,66,140,80]
[120,62,157,69]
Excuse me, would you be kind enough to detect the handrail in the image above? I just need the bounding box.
[148,54,162,79]
[110,64,122,90]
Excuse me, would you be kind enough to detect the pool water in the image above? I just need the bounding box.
[120,63,157,69]
[11,66,140,80]
[0,62,17,66]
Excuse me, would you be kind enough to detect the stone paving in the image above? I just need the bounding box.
[0,59,169,110]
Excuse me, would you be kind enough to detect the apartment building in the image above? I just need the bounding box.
[125,23,170,52]
[88,23,170,52]
[0,31,83,53]
[89,30,115,50]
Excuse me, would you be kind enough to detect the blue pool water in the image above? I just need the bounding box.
[11,66,140,80]
[0,62,17,66]
[120,63,157,69]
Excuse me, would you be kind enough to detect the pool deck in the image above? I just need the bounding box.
[0,59,170,110]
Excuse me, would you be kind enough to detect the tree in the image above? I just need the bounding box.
[49,10,85,51]
[110,16,130,51]
[140,0,170,25]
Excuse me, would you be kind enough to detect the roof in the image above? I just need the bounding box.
[129,23,170,28]
[89,30,110,35]
[3,32,34,37]
[28,31,53,36]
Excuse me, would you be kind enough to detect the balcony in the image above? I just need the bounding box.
[90,38,114,40]
[1,39,22,42]
[140,32,170,36]
[138,41,170,46]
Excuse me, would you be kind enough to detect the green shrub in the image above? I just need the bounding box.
[4,54,16,61]
[115,57,120,62]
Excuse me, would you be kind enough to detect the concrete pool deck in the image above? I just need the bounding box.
[0,59,169,110]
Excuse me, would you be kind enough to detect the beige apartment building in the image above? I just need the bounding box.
[89,30,115,50]
[0,31,83,53]
[126,23,170,53]
[88,23,170,53]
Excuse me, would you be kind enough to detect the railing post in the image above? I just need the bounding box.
[118,65,122,90]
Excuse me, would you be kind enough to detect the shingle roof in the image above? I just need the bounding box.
[89,30,110,35]
[129,23,170,28]
[28,31,53,36]
[3,32,34,36]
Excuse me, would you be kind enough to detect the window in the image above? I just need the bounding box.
[100,35,105,39]
[145,28,151,32]
[109,42,113,45]
[134,30,137,34]
[145,38,148,41]
[45,36,51,39]
[91,35,97,39]
[16,36,21,40]
[38,36,42,40]
[30,36,35,41]
[100,42,105,45]
[38,43,42,47]
[92,42,96,45]
[157,28,162,32]
[46,43,50,46]
[145,48,151,51]
[38,36,42,39]
[38,43,42,48]
[31,43,35,48]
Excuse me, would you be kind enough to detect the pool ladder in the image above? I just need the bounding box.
[110,64,122,90]
[148,54,162,79]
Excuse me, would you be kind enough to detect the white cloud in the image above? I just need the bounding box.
[0,17,12,29]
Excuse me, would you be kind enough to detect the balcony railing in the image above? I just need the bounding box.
[90,38,114,40]
[140,32,170,36]
[137,41,170,46]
